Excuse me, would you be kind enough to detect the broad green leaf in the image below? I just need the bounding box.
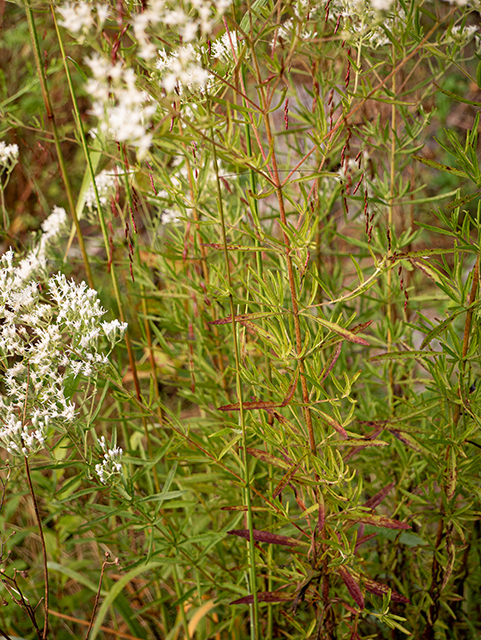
[89,562,163,640]
[47,561,105,595]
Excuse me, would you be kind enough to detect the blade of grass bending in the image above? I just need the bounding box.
[241,63,262,279]
[88,562,163,640]
[209,104,260,640]
[117,142,160,492]
[25,4,94,289]
[51,6,148,467]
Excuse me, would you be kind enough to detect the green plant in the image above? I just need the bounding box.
[0,0,481,638]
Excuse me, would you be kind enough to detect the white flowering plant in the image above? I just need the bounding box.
[0,248,127,460]
[0,139,19,229]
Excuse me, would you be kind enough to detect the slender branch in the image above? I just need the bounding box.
[454,255,480,426]
[24,458,49,640]
[51,6,146,440]
[387,45,397,413]
[210,104,260,639]
[262,101,316,455]
[0,627,12,640]
[281,9,456,186]
[85,553,110,639]
[25,3,94,289]
[49,608,142,639]
[0,574,42,639]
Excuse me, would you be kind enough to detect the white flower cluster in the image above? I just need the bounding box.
[14,206,68,287]
[446,24,478,45]
[335,0,405,48]
[95,436,123,483]
[85,54,156,159]
[155,29,241,95]
[370,0,395,9]
[57,2,109,36]
[273,0,321,45]
[160,207,181,225]
[0,141,19,171]
[211,31,239,61]
[132,0,232,59]
[156,45,213,95]
[273,0,402,49]
[0,411,47,457]
[0,241,127,457]
[84,168,118,212]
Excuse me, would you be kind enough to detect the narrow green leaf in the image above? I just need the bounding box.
[420,309,463,349]
[435,81,481,107]
[369,350,442,362]
[413,155,468,178]
[445,191,480,210]
[330,438,388,447]
[246,448,291,470]
[138,490,187,503]
[47,561,105,595]
[310,316,370,346]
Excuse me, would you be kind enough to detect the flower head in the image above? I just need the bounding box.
[0,141,19,171]
[95,436,123,483]
[0,241,127,457]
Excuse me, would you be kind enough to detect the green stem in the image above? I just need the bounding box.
[51,7,144,430]
[0,183,7,231]
[25,4,94,289]
[241,65,262,280]
[117,143,160,493]
[172,563,190,639]
[352,19,364,98]
[454,255,480,427]
[387,51,396,415]
[210,108,260,639]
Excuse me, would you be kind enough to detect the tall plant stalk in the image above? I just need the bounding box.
[51,7,148,456]
[25,4,94,290]
[210,107,260,639]
[24,459,49,640]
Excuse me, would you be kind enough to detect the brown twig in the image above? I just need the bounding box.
[24,458,49,640]
[0,570,42,638]
[454,255,480,426]
[49,608,143,639]
[85,553,113,639]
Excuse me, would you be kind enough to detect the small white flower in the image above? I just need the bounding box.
[371,0,394,10]
[102,319,128,344]
[41,206,67,240]
[161,209,181,225]
[96,3,110,25]
[212,31,239,60]
[85,55,156,158]
[95,437,123,483]
[0,142,19,169]
[157,45,214,94]
[84,169,117,211]
[449,24,478,43]
[57,2,94,34]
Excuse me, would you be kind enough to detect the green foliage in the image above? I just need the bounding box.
[1,0,481,638]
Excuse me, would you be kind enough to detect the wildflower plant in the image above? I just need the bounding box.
[0,247,127,459]
[0,139,19,228]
